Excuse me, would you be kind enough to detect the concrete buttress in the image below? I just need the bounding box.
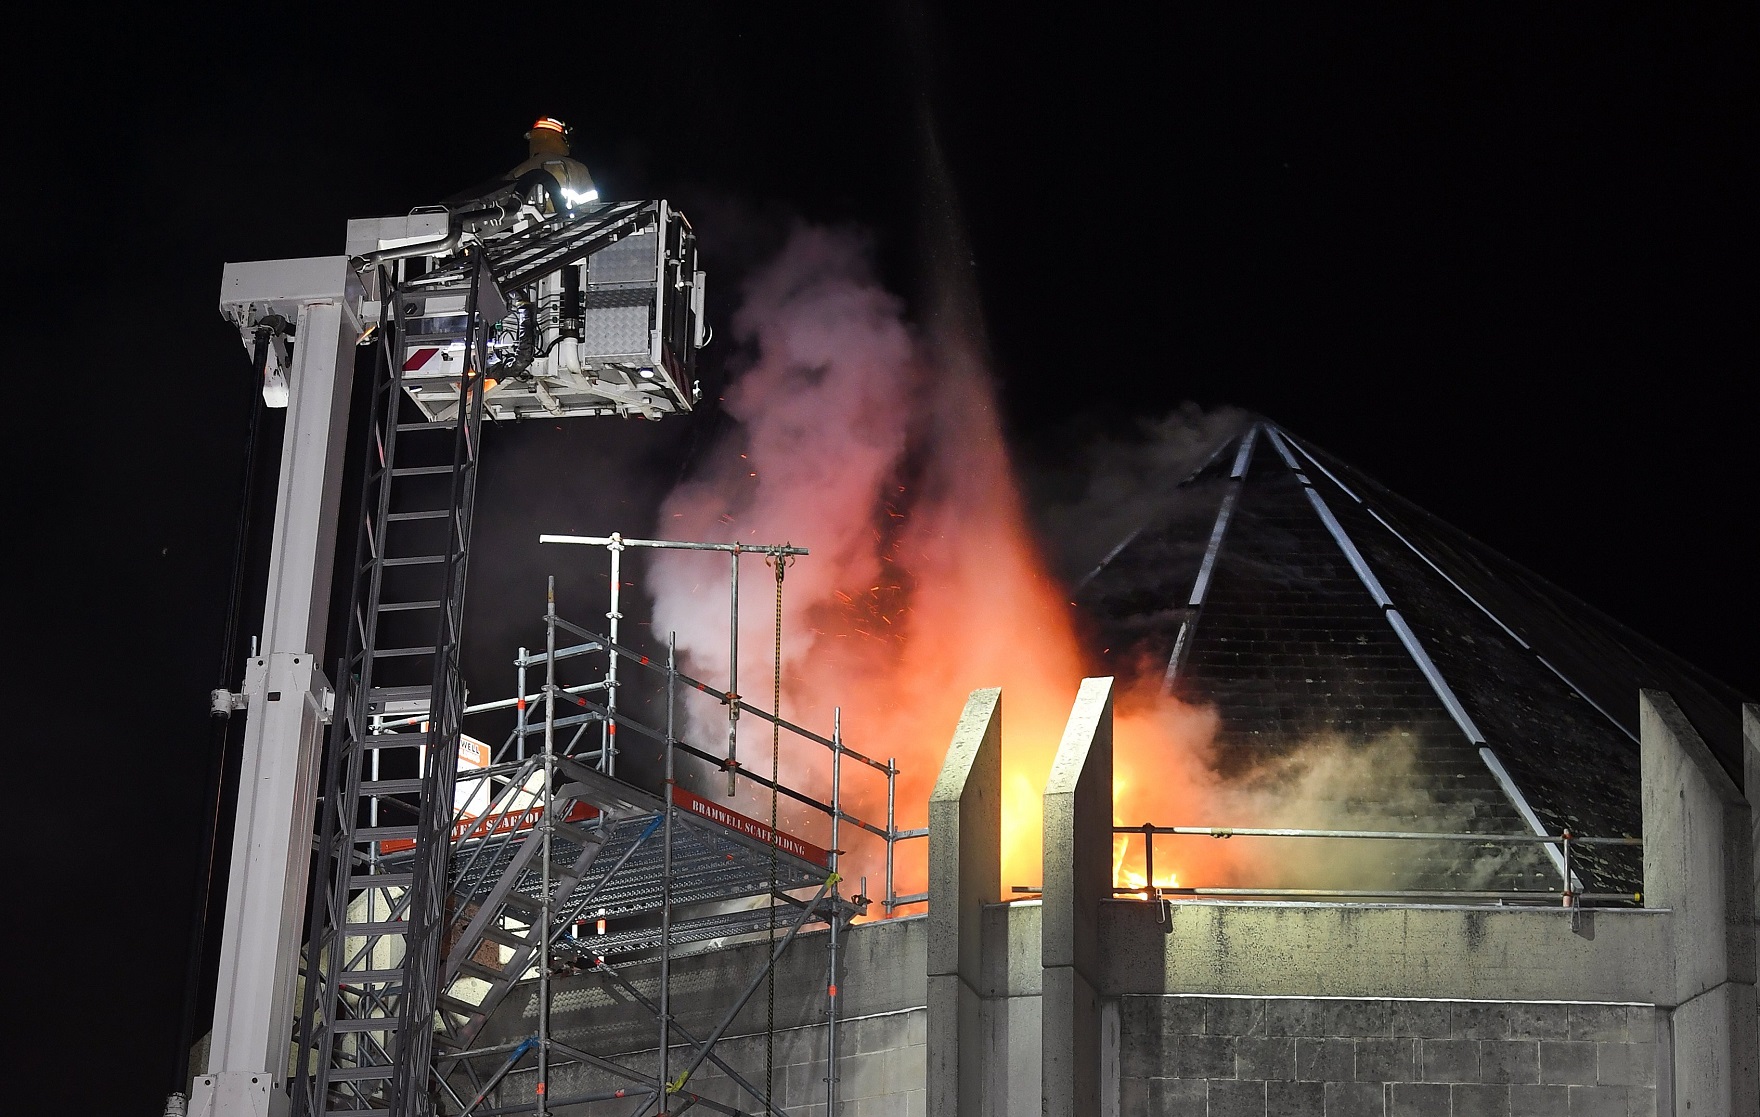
[1042,677,1114,1117]
[1642,689,1759,1117]
[928,688,1002,1117]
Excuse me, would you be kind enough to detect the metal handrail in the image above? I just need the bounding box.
[1111,822,1643,908]
[1121,824,1640,845]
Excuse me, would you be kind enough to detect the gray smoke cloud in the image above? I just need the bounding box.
[1115,721,1544,895]
[1026,404,1253,588]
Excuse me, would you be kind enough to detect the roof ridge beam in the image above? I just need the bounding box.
[1161,424,1261,692]
[1265,425,1574,884]
[1280,431,1637,746]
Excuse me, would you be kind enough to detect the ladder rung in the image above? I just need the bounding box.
[480,924,533,949]
[361,734,425,749]
[320,1108,388,1116]
[396,421,457,432]
[356,826,418,842]
[377,599,442,612]
[328,1017,402,1032]
[368,686,431,703]
[343,921,410,936]
[350,871,413,890]
[553,820,604,846]
[337,970,405,985]
[391,465,454,477]
[361,779,425,796]
[455,959,510,984]
[373,646,437,658]
[387,509,451,521]
[380,555,447,567]
[328,1065,395,1082]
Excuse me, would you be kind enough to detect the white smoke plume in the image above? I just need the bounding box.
[642,224,1517,906]
[647,224,1089,896]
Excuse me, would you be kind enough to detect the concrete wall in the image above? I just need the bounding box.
[979,901,1043,1117]
[927,688,1001,1117]
[1118,994,1659,1117]
[922,683,1758,1117]
[1642,691,1759,1117]
[465,685,1755,1116]
[499,1007,924,1116]
[1042,677,1114,1117]
[491,916,927,1116]
[1096,901,1671,1004]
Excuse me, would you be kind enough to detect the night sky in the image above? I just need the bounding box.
[8,6,1752,1111]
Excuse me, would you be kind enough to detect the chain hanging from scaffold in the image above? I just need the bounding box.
[764,548,788,1112]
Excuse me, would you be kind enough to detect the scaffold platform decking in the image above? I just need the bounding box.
[405,755,849,1059]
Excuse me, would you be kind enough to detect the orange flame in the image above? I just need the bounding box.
[649,228,1224,907]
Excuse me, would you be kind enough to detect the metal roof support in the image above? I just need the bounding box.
[1162,424,1260,692]
[1263,426,1575,885]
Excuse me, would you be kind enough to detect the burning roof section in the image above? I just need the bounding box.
[1077,419,1750,898]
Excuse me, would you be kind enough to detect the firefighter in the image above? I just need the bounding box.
[507,117,599,212]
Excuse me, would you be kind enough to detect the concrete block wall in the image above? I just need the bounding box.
[502,1007,924,1116]
[486,916,927,1115]
[980,900,1044,1116]
[1118,995,1659,1117]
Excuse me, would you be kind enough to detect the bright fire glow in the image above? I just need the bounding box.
[1121,870,1178,892]
[649,228,1226,907]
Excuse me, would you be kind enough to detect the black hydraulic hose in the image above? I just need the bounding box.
[172,325,272,1095]
[221,327,273,682]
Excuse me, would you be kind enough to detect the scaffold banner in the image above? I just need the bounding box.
[380,800,596,855]
[672,786,831,867]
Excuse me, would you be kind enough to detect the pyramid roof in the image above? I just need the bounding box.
[1078,419,1750,897]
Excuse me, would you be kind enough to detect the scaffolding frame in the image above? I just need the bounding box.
[356,534,928,1115]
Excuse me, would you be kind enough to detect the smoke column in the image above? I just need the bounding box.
[649,225,1097,896]
[645,224,1505,906]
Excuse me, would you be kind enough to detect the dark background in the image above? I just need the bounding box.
[5,5,1751,1110]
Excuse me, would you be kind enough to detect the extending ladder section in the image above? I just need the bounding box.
[294,253,495,1117]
